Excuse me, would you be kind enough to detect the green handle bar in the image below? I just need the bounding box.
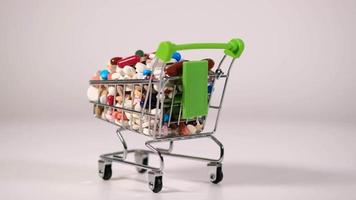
[155,38,245,62]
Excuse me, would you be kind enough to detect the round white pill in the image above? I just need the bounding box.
[116,67,125,76]
[134,73,144,79]
[87,86,99,102]
[125,112,132,119]
[143,128,151,135]
[132,124,140,130]
[135,62,145,73]
[108,86,116,96]
[153,69,162,76]
[134,118,141,124]
[111,72,121,80]
[153,84,159,92]
[99,95,107,104]
[101,111,106,120]
[123,75,131,80]
[134,103,141,112]
[123,65,136,77]
[196,124,203,132]
[149,54,156,59]
[150,109,157,115]
[123,100,132,109]
[187,124,197,134]
[142,121,149,128]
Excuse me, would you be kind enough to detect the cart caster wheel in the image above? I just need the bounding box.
[98,160,112,180]
[135,151,149,173]
[208,162,223,184]
[151,176,162,193]
[148,171,163,193]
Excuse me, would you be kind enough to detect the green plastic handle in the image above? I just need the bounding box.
[155,38,244,62]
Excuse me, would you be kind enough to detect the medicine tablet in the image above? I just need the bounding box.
[135,62,145,73]
[135,50,145,57]
[143,128,151,135]
[111,73,121,80]
[107,95,114,106]
[143,69,152,76]
[148,54,155,59]
[132,124,140,130]
[87,86,99,102]
[187,124,197,134]
[123,65,136,77]
[172,52,181,61]
[108,86,116,96]
[100,70,109,80]
[163,114,170,122]
[99,95,107,104]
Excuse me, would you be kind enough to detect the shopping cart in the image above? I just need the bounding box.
[89,39,244,193]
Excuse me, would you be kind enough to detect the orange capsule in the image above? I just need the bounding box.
[107,73,113,80]
[111,111,119,119]
[179,122,190,136]
[91,75,100,80]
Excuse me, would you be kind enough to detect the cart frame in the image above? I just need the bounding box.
[90,39,244,192]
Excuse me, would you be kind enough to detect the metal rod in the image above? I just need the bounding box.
[100,155,159,171]
[213,58,235,132]
[115,128,128,160]
[90,102,155,117]
[156,141,174,153]
[145,141,164,171]
[168,85,176,126]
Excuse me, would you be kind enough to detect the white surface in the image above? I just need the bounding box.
[0,0,355,199]
[1,118,355,199]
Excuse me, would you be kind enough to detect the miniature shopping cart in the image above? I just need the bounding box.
[89,39,244,193]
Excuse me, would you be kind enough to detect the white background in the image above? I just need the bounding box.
[0,0,355,199]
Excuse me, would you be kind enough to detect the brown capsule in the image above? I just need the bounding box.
[202,58,215,70]
[164,61,184,77]
[164,58,215,77]
[95,106,104,117]
[179,122,190,136]
[110,57,122,65]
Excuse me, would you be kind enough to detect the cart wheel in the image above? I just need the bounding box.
[151,176,163,193]
[208,162,223,184]
[135,151,149,173]
[137,157,148,173]
[211,166,223,184]
[148,171,163,193]
[98,160,112,180]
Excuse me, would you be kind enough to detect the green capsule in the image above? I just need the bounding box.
[135,50,145,57]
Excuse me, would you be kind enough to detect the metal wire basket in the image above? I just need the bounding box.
[89,39,244,193]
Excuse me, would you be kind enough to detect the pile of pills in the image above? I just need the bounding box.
[90,50,179,81]
[87,50,215,137]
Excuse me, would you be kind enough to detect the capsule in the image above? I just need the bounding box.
[118,55,140,68]
[110,57,122,65]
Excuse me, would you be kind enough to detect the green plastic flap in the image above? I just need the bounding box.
[182,60,208,119]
